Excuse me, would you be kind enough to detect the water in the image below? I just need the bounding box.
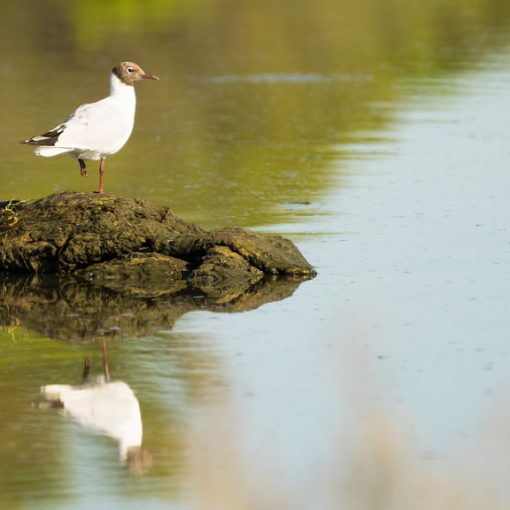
[2,0,510,508]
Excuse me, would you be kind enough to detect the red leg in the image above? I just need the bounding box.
[79,159,87,177]
[96,158,105,193]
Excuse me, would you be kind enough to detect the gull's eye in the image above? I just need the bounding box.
[127,67,134,73]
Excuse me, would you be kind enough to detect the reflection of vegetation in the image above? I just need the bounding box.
[65,0,204,48]
[2,0,510,226]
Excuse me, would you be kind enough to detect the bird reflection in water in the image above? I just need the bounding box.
[40,339,152,474]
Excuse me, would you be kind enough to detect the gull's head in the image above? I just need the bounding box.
[112,61,159,86]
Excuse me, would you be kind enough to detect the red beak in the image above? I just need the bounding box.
[141,73,159,80]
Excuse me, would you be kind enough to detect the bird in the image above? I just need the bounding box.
[20,62,159,193]
[40,339,150,472]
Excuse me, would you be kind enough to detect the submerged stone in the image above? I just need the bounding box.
[0,192,316,296]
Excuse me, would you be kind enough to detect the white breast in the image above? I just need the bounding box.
[56,73,137,160]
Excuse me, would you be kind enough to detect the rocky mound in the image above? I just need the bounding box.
[0,193,315,297]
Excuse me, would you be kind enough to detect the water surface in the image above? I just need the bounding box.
[1,0,510,508]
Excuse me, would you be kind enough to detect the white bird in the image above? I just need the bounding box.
[21,61,159,193]
[40,340,147,469]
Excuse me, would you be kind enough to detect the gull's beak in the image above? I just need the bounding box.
[141,73,159,80]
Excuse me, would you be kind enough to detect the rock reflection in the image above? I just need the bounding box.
[40,339,152,474]
[0,273,304,341]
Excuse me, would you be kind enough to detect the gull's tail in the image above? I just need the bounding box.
[20,124,72,157]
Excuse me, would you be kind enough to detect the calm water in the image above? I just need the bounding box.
[2,0,510,508]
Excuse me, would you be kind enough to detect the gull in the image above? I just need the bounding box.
[40,339,151,472]
[21,61,159,193]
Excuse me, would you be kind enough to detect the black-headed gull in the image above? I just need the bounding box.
[21,62,159,193]
[40,340,151,472]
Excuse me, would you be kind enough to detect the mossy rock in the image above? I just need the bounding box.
[0,192,316,296]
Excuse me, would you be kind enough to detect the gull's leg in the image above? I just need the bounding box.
[79,158,87,177]
[96,158,105,193]
[101,338,110,381]
[82,357,91,383]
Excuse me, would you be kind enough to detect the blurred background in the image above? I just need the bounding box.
[2,0,510,508]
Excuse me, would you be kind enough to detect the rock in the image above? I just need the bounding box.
[190,245,264,301]
[167,227,314,275]
[0,192,199,273]
[0,192,316,297]
[76,253,189,297]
